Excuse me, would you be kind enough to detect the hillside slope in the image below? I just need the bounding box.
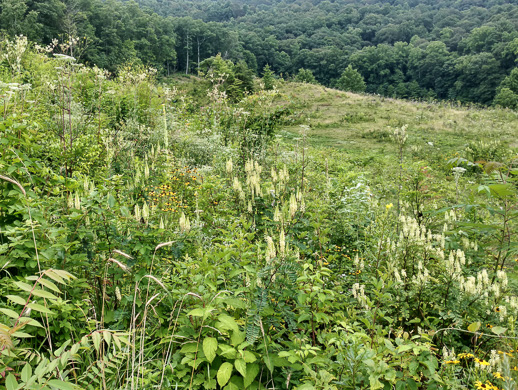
[279,82,518,153]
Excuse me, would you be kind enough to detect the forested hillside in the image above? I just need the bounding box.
[2,0,518,104]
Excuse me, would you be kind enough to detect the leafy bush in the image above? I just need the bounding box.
[336,65,366,93]
[294,68,318,85]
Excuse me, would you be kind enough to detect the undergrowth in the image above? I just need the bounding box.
[0,36,518,390]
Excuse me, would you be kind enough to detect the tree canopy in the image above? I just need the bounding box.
[1,0,518,105]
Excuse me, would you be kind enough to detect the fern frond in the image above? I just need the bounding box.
[246,314,261,345]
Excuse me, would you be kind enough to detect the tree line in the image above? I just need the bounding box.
[1,0,518,105]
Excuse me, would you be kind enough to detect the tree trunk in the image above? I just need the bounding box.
[185,32,190,75]
[197,37,201,69]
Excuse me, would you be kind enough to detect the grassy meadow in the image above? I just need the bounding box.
[1,39,518,390]
[281,83,518,151]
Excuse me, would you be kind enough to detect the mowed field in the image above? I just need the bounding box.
[279,82,518,156]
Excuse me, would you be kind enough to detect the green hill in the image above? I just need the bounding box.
[280,82,518,151]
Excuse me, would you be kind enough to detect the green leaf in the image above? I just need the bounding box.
[296,384,315,390]
[396,381,406,390]
[37,278,61,293]
[54,340,71,357]
[218,314,239,332]
[384,368,396,382]
[219,344,237,359]
[467,322,481,332]
[244,363,259,388]
[489,184,515,198]
[217,362,233,387]
[369,374,384,390]
[14,281,33,293]
[6,295,27,305]
[103,331,112,346]
[19,317,43,328]
[408,360,419,375]
[203,337,218,363]
[12,331,33,338]
[224,377,243,390]
[47,379,77,389]
[45,270,66,285]
[92,332,101,351]
[231,330,245,347]
[31,288,58,300]
[235,359,246,377]
[384,339,395,351]
[112,334,121,350]
[0,308,19,319]
[243,350,256,363]
[51,269,75,281]
[491,326,507,335]
[396,344,413,353]
[181,342,199,353]
[34,357,49,377]
[108,194,116,208]
[407,378,418,390]
[264,355,273,373]
[21,363,32,382]
[477,185,490,196]
[5,373,18,390]
[187,308,205,317]
[28,302,54,315]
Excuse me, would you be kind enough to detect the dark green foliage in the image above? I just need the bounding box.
[494,68,518,109]
[199,54,254,101]
[494,87,518,109]
[294,68,317,84]
[453,52,504,104]
[1,0,518,103]
[233,60,255,96]
[336,65,366,93]
[0,0,40,38]
[262,64,274,90]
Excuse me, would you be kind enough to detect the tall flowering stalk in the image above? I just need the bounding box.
[392,124,408,230]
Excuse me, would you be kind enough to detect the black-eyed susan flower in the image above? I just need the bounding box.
[474,381,499,390]
[474,358,490,366]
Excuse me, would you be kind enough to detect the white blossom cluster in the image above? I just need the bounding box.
[387,213,515,322]
[352,283,369,310]
[228,158,304,221]
[3,35,28,73]
[387,215,449,287]
[261,230,299,285]
[392,124,408,146]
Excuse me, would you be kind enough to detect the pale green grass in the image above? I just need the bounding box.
[279,82,518,154]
